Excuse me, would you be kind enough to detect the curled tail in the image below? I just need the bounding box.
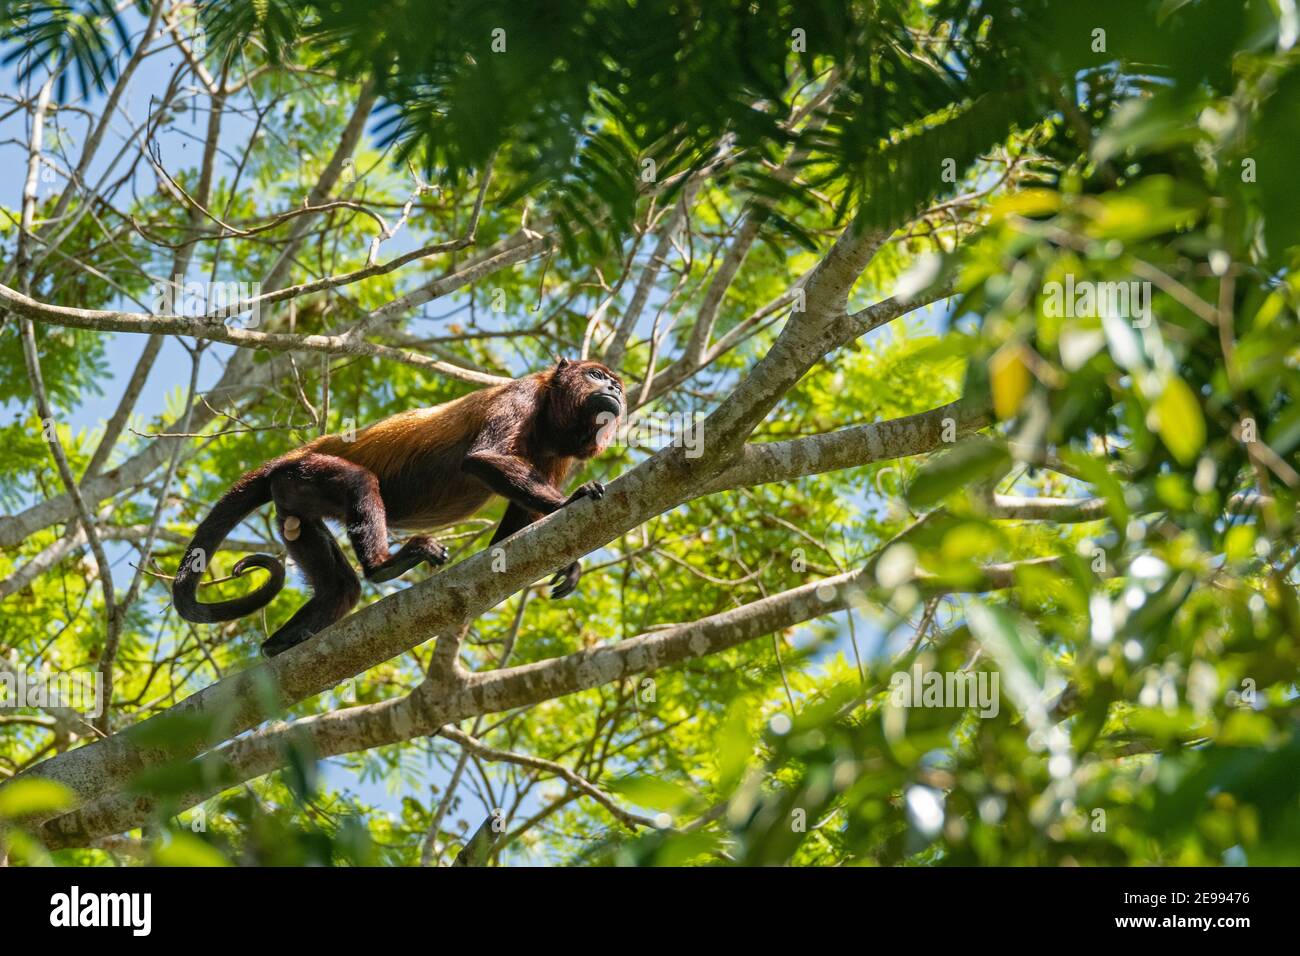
[173,467,285,623]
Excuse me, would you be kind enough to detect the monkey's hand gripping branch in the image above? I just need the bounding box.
[549,481,605,598]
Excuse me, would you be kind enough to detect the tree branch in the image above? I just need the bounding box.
[36,554,1058,849]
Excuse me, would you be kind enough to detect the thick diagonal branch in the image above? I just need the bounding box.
[37,555,1057,849]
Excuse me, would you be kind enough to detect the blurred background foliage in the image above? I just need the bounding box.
[0,0,1297,866]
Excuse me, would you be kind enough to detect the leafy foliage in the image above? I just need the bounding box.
[0,0,1297,869]
[0,0,147,98]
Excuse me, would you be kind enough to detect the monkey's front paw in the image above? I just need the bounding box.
[549,561,581,599]
[564,481,605,506]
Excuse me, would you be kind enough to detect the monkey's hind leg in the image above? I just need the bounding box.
[273,452,449,584]
[261,517,361,658]
[331,462,450,582]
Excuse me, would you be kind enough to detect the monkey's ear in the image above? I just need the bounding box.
[554,356,570,370]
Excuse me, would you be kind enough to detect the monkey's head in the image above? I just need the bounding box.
[540,357,624,459]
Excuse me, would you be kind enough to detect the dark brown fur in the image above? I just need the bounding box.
[172,358,623,657]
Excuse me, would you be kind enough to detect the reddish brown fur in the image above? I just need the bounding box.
[172,358,623,657]
[308,387,499,482]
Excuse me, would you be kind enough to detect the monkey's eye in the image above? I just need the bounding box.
[587,368,621,391]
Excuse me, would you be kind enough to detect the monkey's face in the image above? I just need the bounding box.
[548,358,624,458]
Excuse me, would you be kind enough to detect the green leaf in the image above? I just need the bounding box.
[1085,175,1203,241]
[1150,374,1206,465]
[1224,525,1256,564]
[0,778,77,820]
[965,602,1045,721]
[714,700,753,793]
[151,832,232,867]
[906,437,1011,508]
[609,776,695,814]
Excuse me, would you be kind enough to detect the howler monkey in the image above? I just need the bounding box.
[172,358,624,657]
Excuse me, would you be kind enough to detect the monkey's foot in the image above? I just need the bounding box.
[261,623,315,658]
[367,536,449,583]
[414,536,450,567]
[549,561,582,599]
